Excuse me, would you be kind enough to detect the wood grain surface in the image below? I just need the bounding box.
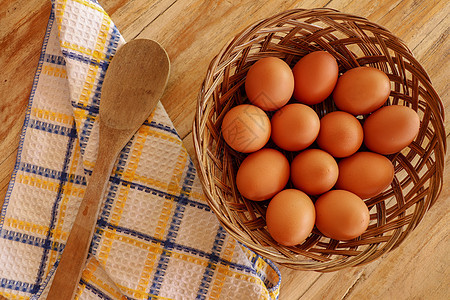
[1,0,448,299]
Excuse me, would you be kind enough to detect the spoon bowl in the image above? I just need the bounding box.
[101,39,170,130]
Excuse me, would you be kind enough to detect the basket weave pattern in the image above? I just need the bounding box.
[193,8,446,271]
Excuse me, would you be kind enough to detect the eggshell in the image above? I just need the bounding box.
[316,111,364,158]
[336,152,394,199]
[270,103,320,151]
[291,149,339,195]
[333,66,391,115]
[236,148,290,201]
[245,57,294,111]
[221,104,271,153]
[315,190,370,241]
[363,105,421,154]
[266,189,316,246]
[292,51,339,105]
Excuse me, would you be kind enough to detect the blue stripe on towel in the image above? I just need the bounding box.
[71,101,100,115]
[19,162,87,185]
[43,53,66,66]
[147,120,179,137]
[32,122,77,292]
[28,117,178,144]
[0,229,64,252]
[105,26,121,61]
[118,178,211,212]
[78,114,96,156]
[28,119,77,137]
[148,160,196,297]
[59,24,121,72]
[196,226,227,299]
[60,49,108,70]
[0,278,39,294]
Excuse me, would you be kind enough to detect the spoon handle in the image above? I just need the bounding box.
[47,127,125,300]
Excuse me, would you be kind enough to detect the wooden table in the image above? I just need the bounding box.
[1,0,448,299]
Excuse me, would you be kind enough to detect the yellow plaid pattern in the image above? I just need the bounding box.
[0,0,280,299]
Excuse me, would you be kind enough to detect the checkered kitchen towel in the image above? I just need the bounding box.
[0,0,281,299]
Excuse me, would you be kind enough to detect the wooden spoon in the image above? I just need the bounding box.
[47,39,170,300]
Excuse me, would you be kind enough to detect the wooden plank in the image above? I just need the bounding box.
[182,131,195,159]
[0,150,16,200]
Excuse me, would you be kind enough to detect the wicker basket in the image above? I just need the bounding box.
[193,8,446,271]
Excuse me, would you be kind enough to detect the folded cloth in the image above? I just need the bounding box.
[0,0,281,299]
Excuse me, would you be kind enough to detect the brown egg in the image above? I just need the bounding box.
[236,148,290,201]
[221,104,271,153]
[270,103,320,151]
[266,189,316,246]
[336,152,394,199]
[291,149,339,195]
[363,105,421,155]
[292,51,339,105]
[333,66,391,115]
[315,190,370,240]
[245,57,294,111]
[316,111,364,158]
